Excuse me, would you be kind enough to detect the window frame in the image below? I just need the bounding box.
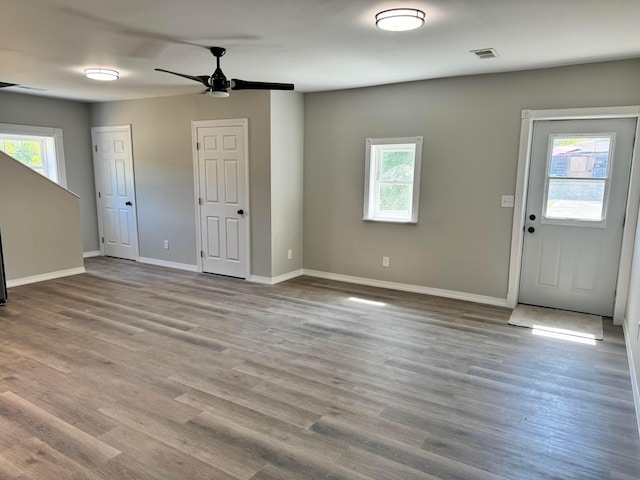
[0,123,67,188]
[541,133,616,228]
[363,136,423,223]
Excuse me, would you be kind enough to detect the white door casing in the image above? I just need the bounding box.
[192,119,249,279]
[91,125,139,261]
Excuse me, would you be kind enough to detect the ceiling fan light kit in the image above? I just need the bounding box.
[375,8,426,31]
[84,68,119,81]
[155,46,294,98]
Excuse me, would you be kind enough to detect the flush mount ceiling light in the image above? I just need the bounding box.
[375,8,425,31]
[84,68,119,81]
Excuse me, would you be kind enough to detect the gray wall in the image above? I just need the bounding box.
[0,90,98,253]
[304,59,640,299]
[270,91,304,277]
[625,207,640,427]
[0,152,83,280]
[90,91,273,277]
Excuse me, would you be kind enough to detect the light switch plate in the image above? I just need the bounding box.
[501,195,515,208]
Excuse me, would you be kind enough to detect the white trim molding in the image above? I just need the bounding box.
[83,251,101,258]
[508,106,640,325]
[7,267,86,288]
[138,257,199,272]
[303,269,508,307]
[249,269,304,285]
[623,321,640,439]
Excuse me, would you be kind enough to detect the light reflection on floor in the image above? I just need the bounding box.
[348,297,387,307]
[531,324,597,345]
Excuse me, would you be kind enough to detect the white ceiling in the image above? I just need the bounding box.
[1,0,639,103]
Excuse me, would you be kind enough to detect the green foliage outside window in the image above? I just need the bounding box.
[379,150,414,212]
[0,138,44,174]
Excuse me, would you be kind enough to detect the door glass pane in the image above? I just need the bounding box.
[549,136,611,178]
[545,179,605,221]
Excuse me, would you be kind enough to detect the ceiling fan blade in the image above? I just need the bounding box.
[154,69,210,87]
[0,82,17,88]
[231,79,294,91]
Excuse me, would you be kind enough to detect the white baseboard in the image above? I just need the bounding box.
[249,269,304,285]
[249,275,272,285]
[302,269,509,308]
[138,256,199,272]
[83,250,101,258]
[623,320,640,439]
[7,267,86,288]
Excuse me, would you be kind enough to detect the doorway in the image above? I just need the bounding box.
[508,107,640,323]
[91,125,139,261]
[519,118,636,316]
[192,119,250,279]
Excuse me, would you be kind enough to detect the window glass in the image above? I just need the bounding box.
[0,138,46,175]
[545,179,606,221]
[380,150,414,182]
[543,134,613,224]
[548,136,611,178]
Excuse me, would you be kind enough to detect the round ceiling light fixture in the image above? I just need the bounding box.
[84,68,119,81]
[375,8,426,31]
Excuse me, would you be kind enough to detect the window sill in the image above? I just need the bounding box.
[363,218,417,224]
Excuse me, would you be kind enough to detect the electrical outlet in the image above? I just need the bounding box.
[163,240,169,250]
[287,249,292,260]
[382,256,390,267]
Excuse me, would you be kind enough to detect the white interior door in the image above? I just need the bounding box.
[195,120,248,278]
[519,118,636,316]
[92,125,139,261]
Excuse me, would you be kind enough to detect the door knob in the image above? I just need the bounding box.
[237,209,244,215]
[528,226,535,233]
[125,201,133,206]
[529,214,536,221]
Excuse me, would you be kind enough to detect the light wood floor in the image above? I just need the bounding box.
[0,257,639,479]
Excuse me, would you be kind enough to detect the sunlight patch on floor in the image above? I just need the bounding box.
[532,324,597,345]
[348,297,386,307]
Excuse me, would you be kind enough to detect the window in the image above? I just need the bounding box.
[363,136,423,223]
[542,134,614,226]
[0,124,66,187]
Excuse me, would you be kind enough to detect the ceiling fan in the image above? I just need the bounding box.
[155,47,294,97]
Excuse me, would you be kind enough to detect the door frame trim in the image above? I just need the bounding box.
[191,118,251,279]
[91,124,140,260]
[507,106,640,324]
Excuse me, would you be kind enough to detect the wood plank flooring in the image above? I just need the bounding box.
[0,256,638,479]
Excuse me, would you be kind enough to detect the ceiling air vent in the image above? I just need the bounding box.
[470,48,499,59]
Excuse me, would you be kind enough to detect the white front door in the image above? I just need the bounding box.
[519,118,636,316]
[92,125,139,261]
[195,120,249,278]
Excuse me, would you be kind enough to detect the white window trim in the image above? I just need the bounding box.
[0,123,67,188]
[363,136,423,223]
